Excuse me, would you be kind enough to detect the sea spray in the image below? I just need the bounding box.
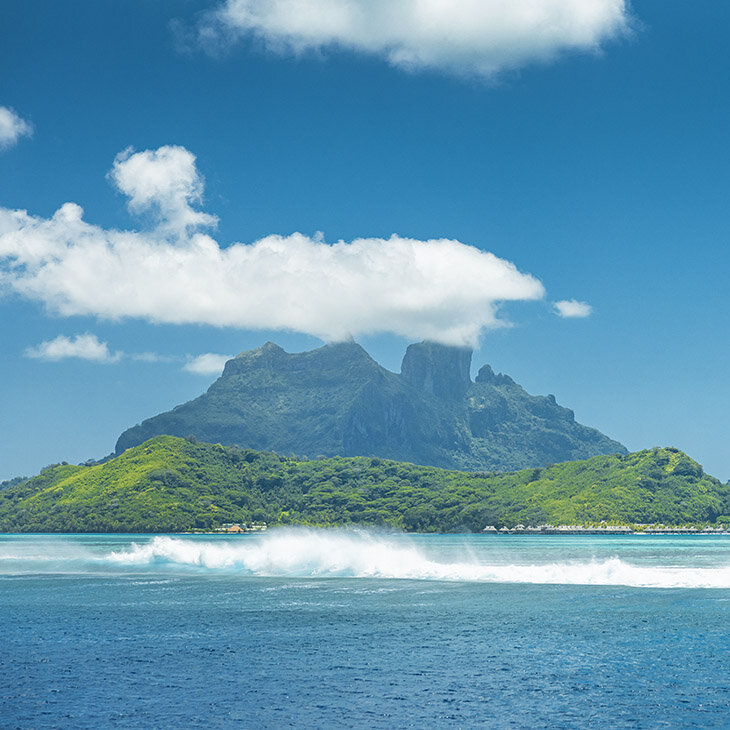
[5,530,730,588]
[107,530,446,577]
[104,529,730,588]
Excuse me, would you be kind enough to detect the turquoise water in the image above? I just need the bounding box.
[3,530,730,727]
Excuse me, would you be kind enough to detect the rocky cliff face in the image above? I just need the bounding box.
[401,342,472,400]
[115,340,626,471]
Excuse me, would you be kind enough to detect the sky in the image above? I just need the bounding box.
[1,0,729,481]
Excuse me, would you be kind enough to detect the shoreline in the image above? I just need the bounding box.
[483,524,730,535]
[3,525,730,536]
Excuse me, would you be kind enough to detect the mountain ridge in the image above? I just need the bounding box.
[115,340,626,471]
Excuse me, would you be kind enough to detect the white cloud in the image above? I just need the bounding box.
[554,299,592,318]
[25,333,121,363]
[203,0,631,78]
[0,106,33,149]
[108,146,218,236]
[23,337,230,373]
[0,145,546,347]
[183,353,232,375]
[131,352,178,363]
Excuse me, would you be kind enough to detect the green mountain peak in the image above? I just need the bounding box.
[115,340,626,471]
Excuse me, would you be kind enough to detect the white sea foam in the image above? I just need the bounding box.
[101,530,730,589]
[4,530,730,587]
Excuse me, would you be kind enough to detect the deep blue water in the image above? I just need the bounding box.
[3,531,730,728]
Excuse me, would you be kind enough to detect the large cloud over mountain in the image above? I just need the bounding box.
[0,145,545,346]
[203,0,631,77]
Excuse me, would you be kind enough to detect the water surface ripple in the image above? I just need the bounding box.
[3,531,730,728]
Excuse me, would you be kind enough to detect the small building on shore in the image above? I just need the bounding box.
[216,522,268,534]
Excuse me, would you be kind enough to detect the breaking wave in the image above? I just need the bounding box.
[4,530,730,588]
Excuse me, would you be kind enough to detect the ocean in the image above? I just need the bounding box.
[3,530,730,728]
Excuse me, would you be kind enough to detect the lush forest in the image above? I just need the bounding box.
[0,436,727,533]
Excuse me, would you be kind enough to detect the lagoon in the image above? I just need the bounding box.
[3,531,730,727]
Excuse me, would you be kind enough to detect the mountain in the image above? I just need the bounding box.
[115,341,626,471]
[1,436,726,533]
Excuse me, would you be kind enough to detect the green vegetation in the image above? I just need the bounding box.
[0,436,726,533]
[0,475,27,492]
[115,340,626,472]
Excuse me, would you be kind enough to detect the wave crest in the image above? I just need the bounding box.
[103,531,730,589]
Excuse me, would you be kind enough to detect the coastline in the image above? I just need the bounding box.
[483,524,730,535]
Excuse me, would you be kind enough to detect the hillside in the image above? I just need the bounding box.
[115,341,626,471]
[1,436,727,533]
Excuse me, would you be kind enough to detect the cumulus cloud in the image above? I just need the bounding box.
[0,106,33,149]
[25,333,121,363]
[108,146,218,236]
[23,336,230,376]
[202,0,631,77]
[0,145,546,346]
[554,299,592,318]
[183,353,232,375]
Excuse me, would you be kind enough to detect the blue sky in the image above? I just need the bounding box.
[1,0,729,481]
